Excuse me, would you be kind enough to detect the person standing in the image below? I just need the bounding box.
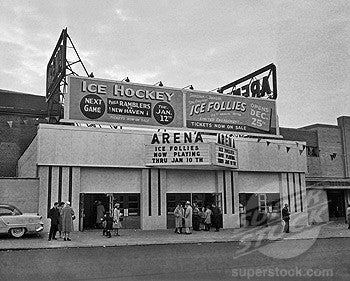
[101,211,113,238]
[113,203,123,236]
[204,206,212,231]
[212,204,222,232]
[96,201,105,229]
[57,202,64,239]
[48,202,59,241]
[184,201,193,234]
[199,207,206,230]
[61,201,75,241]
[192,203,200,231]
[174,203,184,234]
[282,203,290,233]
[346,204,350,229]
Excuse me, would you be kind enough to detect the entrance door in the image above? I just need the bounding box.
[82,194,110,230]
[327,190,345,220]
[240,193,267,226]
[166,193,191,229]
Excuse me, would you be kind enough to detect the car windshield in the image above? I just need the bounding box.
[0,205,23,216]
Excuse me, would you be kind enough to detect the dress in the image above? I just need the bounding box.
[61,205,75,232]
[113,208,122,229]
[174,206,184,228]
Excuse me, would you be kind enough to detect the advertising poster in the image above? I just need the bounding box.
[66,76,184,128]
[185,91,277,133]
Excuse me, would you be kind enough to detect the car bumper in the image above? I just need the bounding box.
[36,224,44,232]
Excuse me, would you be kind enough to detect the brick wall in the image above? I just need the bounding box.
[0,115,46,177]
[314,127,343,178]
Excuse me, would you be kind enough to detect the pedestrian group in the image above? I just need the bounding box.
[48,201,75,241]
[174,201,222,234]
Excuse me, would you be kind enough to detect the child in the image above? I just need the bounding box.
[101,212,113,238]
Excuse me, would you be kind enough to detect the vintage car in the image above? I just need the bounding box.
[0,204,44,238]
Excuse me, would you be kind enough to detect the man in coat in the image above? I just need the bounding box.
[211,204,222,232]
[281,203,290,233]
[184,201,193,234]
[48,202,59,241]
[95,201,105,229]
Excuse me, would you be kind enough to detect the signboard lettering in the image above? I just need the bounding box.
[185,92,276,133]
[66,76,183,128]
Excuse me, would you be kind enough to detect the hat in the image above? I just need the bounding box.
[66,201,71,205]
[186,201,190,205]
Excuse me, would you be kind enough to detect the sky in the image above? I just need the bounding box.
[0,0,349,128]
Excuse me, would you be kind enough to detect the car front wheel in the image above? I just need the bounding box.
[10,227,26,238]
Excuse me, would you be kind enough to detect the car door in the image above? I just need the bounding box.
[0,207,13,232]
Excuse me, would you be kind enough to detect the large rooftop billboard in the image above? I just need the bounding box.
[65,76,277,135]
[65,76,184,128]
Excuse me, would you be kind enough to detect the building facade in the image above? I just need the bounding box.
[18,124,308,231]
[280,116,350,224]
[0,89,47,177]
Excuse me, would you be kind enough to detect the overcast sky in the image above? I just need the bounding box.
[0,0,349,128]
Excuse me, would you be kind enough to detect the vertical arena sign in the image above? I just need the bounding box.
[65,76,184,128]
[185,91,277,133]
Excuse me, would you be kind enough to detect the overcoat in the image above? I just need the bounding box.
[61,205,75,232]
[184,205,193,228]
[113,208,122,229]
[48,207,60,226]
[174,206,184,228]
[204,208,212,224]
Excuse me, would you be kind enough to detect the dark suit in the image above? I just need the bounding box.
[282,207,290,233]
[48,207,60,240]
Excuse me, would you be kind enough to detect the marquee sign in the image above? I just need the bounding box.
[145,132,238,169]
[65,76,184,128]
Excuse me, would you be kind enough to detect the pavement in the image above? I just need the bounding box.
[0,221,349,251]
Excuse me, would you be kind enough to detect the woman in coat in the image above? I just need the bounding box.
[204,206,212,231]
[174,203,184,234]
[184,201,193,234]
[113,203,123,236]
[61,201,75,241]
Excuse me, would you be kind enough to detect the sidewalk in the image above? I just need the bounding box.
[0,221,349,251]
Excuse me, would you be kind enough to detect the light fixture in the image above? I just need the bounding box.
[121,77,130,82]
[182,85,194,90]
[208,87,220,93]
[89,72,94,78]
[153,81,163,87]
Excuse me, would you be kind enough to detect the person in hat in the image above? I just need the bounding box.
[184,201,193,234]
[113,203,123,236]
[61,201,75,241]
[173,202,184,234]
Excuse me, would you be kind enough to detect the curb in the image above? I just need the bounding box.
[0,235,348,252]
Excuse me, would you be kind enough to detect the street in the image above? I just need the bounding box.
[0,237,349,281]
